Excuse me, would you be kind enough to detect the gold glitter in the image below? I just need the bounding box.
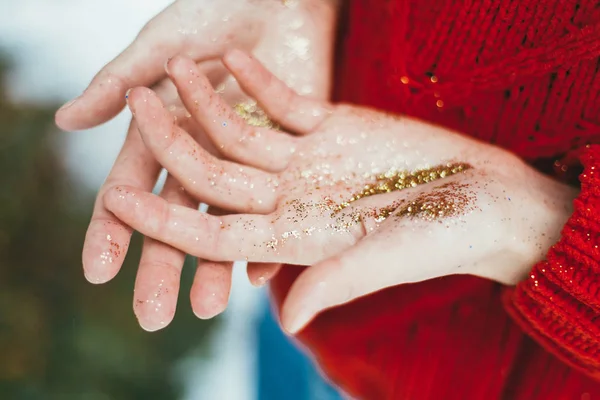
[234,101,280,130]
[400,76,410,84]
[361,200,406,223]
[430,75,439,83]
[436,100,445,108]
[326,210,362,232]
[266,236,278,250]
[265,198,363,251]
[264,163,474,251]
[337,162,472,210]
[395,182,476,222]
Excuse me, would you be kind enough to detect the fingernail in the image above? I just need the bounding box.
[193,303,224,320]
[286,308,316,334]
[193,292,227,320]
[252,275,268,287]
[58,96,80,112]
[194,309,221,320]
[164,57,172,75]
[125,89,135,115]
[137,316,165,332]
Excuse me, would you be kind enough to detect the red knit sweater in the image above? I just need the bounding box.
[271,1,600,399]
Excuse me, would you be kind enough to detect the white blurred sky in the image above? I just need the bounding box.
[0,1,261,399]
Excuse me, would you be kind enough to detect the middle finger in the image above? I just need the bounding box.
[127,87,279,214]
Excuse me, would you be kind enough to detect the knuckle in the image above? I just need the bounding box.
[161,178,195,206]
[234,124,259,154]
[207,216,227,260]
[140,259,180,276]
[154,198,173,235]
[158,126,180,152]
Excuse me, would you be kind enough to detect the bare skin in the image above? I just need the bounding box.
[104,51,579,334]
[55,0,339,330]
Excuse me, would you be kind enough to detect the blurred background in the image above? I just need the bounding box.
[0,1,344,399]
[0,0,260,399]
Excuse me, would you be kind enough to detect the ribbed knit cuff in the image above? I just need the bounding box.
[504,145,600,380]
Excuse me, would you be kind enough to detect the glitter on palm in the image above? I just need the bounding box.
[264,163,474,251]
[234,101,280,130]
[339,162,472,209]
[395,182,476,222]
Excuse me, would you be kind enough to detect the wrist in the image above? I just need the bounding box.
[503,162,578,283]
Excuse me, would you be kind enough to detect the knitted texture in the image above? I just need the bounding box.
[270,1,600,398]
[505,146,600,380]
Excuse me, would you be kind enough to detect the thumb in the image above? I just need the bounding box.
[56,4,183,131]
[280,212,484,334]
[55,1,258,131]
[280,233,398,334]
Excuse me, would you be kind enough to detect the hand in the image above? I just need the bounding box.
[55,0,338,130]
[104,51,579,334]
[56,0,339,331]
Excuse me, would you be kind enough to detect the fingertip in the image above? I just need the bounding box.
[82,220,131,284]
[223,48,252,70]
[134,298,176,332]
[248,263,281,287]
[126,87,166,123]
[282,307,315,335]
[280,265,337,334]
[102,185,125,210]
[54,101,82,132]
[165,55,194,74]
[190,262,231,320]
[55,97,82,130]
[137,314,173,332]
[250,276,268,287]
[82,267,113,285]
[166,56,203,89]
[192,293,228,320]
[164,57,172,75]
[125,88,137,114]
[127,86,154,105]
[280,287,318,334]
[55,81,127,131]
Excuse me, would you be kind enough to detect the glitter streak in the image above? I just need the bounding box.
[337,162,472,210]
[263,163,474,251]
[395,182,476,222]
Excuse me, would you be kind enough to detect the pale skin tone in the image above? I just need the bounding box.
[55,0,577,334]
[55,0,339,330]
[104,50,578,334]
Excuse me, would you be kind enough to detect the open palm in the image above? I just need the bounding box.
[104,51,575,332]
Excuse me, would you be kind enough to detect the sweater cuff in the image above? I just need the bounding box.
[503,145,600,380]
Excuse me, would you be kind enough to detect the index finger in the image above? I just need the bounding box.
[103,186,364,264]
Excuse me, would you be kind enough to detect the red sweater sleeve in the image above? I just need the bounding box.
[269,147,600,399]
[504,144,600,380]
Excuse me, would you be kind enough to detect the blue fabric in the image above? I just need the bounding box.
[256,298,343,400]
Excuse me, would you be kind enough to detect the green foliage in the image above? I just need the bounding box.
[0,55,216,400]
